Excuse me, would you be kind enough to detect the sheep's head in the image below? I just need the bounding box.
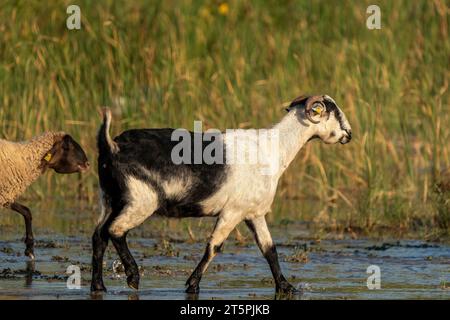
[287,95,352,144]
[42,134,90,173]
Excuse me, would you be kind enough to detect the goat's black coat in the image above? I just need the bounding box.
[92,125,230,292]
[98,128,229,220]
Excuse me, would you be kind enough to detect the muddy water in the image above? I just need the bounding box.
[0,223,449,300]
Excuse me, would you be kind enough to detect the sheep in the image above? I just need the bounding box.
[91,94,352,294]
[0,132,90,259]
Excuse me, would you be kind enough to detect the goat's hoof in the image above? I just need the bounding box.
[186,284,200,294]
[276,282,299,295]
[127,275,140,290]
[91,282,107,293]
[24,248,35,260]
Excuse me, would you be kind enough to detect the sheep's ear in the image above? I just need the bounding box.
[39,152,53,171]
[43,152,53,162]
[40,148,57,170]
[40,135,64,168]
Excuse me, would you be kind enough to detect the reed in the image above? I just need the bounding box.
[0,0,448,235]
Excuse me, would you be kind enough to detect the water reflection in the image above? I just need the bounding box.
[185,292,199,300]
[128,293,140,300]
[0,231,448,300]
[24,260,35,287]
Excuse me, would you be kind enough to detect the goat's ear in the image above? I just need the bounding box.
[287,95,308,112]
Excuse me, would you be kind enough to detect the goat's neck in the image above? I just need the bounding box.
[273,111,315,175]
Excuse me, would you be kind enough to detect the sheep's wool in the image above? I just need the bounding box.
[0,131,65,206]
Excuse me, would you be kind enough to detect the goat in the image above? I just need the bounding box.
[91,95,352,294]
[0,132,89,259]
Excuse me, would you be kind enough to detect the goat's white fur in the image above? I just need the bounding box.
[104,98,351,241]
[109,176,159,237]
[92,96,352,294]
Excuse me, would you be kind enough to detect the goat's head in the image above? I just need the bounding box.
[42,134,90,173]
[287,95,352,144]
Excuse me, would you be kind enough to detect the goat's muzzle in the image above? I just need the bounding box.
[340,129,352,144]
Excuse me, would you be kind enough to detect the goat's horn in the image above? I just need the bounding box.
[287,95,307,110]
[304,95,325,124]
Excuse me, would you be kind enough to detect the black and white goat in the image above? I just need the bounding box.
[91,95,352,294]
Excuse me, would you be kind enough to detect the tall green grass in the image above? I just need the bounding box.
[0,0,448,235]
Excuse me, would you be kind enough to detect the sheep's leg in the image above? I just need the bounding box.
[91,224,109,292]
[245,216,298,294]
[10,202,34,259]
[186,215,241,294]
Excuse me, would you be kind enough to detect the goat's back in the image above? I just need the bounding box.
[99,128,229,217]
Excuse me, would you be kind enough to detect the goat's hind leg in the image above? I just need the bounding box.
[110,232,140,290]
[245,216,298,295]
[10,202,34,259]
[91,196,114,293]
[91,223,110,292]
[108,194,159,290]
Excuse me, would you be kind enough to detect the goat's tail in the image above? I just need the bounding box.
[98,107,119,156]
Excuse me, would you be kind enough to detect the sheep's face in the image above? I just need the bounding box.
[44,134,90,173]
[288,95,352,144]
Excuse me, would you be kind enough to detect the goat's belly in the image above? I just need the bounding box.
[155,202,220,218]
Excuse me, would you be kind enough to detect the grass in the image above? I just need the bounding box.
[0,0,448,237]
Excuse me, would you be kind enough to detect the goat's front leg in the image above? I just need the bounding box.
[245,216,298,294]
[186,215,241,294]
[10,202,35,259]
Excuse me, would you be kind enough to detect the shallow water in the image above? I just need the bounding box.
[0,222,448,300]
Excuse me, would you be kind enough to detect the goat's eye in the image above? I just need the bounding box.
[312,105,323,115]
